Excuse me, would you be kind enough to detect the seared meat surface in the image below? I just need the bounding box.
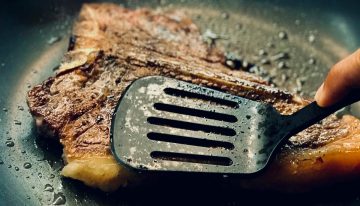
[27,3,360,192]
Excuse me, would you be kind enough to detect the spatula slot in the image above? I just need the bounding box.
[164,87,239,108]
[147,132,234,150]
[147,117,236,136]
[150,151,233,166]
[153,103,237,123]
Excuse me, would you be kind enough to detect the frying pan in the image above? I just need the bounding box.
[1,0,360,205]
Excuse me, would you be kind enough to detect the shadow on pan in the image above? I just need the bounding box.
[0,0,360,205]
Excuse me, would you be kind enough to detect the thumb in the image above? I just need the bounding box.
[315,49,360,107]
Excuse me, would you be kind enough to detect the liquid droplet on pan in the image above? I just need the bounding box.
[47,36,61,45]
[308,34,316,43]
[44,184,54,192]
[23,162,32,169]
[6,141,15,147]
[14,120,22,125]
[278,31,288,40]
[52,192,66,205]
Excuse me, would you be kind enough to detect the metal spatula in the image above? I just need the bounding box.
[111,76,360,174]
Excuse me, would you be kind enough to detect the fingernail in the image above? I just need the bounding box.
[314,83,324,103]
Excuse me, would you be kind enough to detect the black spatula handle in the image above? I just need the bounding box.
[283,90,360,138]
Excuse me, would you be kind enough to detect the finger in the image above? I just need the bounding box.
[315,49,360,107]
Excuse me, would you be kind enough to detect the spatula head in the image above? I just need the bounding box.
[111,76,285,174]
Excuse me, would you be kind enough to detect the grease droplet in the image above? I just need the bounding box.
[23,162,32,169]
[278,31,288,40]
[47,36,61,45]
[44,184,54,192]
[52,192,66,205]
[6,141,14,147]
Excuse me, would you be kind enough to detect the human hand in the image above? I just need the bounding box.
[315,49,360,107]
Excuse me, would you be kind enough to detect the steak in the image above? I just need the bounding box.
[27,3,360,192]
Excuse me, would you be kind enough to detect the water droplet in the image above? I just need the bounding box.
[271,52,290,61]
[308,34,315,43]
[260,58,270,65]
[243,149,249,153]
[308,58,316,65]
[6,141,14,147]
[32,186,35,189]
[258,49,267,56]
[2,108,7,112]
[278,31,288,40]
[277,61,287,69]
[0,160,3,165]
[14,120,22,125]
[8,165,12,168]
[50,174,55,179]
[14,166,19,171]
[21,150,26,154]
[23,162,32,169]
[245,115,251,119]
[47,36,61,45]
[17,106,24,111]
[221,12,229,19]
[38,173,42,178]
[44,184,54,192]
[52,192,66,205]
[235,23,242,30]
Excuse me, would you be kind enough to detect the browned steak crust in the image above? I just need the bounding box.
[27,3,360,192]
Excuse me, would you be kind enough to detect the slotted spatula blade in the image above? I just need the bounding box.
[111,76,284,174]
[111,76,360,174]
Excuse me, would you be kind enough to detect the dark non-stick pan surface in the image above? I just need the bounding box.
[1,0,360,205]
